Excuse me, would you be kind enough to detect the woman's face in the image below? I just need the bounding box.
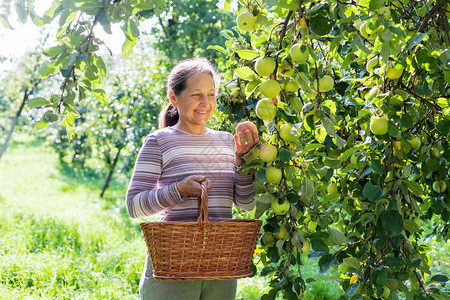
[169,72,217,132]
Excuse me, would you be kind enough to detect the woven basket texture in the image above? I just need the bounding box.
[140,183,262,281]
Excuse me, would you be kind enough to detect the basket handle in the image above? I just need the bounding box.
[197,181,209,229]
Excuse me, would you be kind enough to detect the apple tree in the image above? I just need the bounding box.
[213,0,449,298]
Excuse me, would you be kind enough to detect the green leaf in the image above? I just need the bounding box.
[244,80,260,97]
[343,257,360,269]
[403,219,420,232]
[430,275,449,283]
[328,227,349,245]
[237,50,259,60]
[43,45,63,57]
[279,148,291,163]
[255,193,276,204]
[363,182,383,201]
[406,33,427,51]
[403,180,423,195]
[41,111,59,123]
[381,210,403,233]
[28,97,49,108]
[122,19,139,41]
[437,97,450,108]
[303,144,325,152]
[15,3,28,23]
[369,0,386,10]
[207,45,227,55]
[91,89,109,104]
[38,61,59,79]
[318,254,336,274]
[235,67,258,81]
[310,238,328,252]
[345,283,359,297]
[129,0,155,10]
[255,201,271,219]
[310,15,332,36]
[122,39,137,57]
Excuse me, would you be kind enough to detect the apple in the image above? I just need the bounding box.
[279,124,300,142]
[407,135,421,150]
[366,57,379,73]
[236,12,255,31]
[259,143,278,163]
[370,116,389,135]
[284,80,299,93]
[290,43,309,64]
[259,79,281,99]
[275,226,289,239]
[327,182,339,194]
[255,57,276,77]
[266,166,282,184]
[255,99,277,122]
[313,75,334,92]
[386,67,403,79]
[261,232,276,247]
[376,6,391,19]
[301,240,310,254]
[271,199,290,215]
[433,180,447,193]
[277,60,295,77]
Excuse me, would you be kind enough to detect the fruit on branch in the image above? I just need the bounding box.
[236,12,256,31]
[370,116,389,135]
[271,199,290,215]
[366,57,379,73]
[301,240,310,254]
[266,166,282,184]
[255,99,277,122]
[284,80,299,93]
[255,57,276,77]
[259,79,281,99]
[376,6,391,19]
[275,226,289,239]
[261,232,276,247]
[313,75,334,92]
[433,180,447,193]
[327,182,339,194]
[259,143,278,163]
[290,43,309,64]
[277,60,295,77]
[407,135,421,150]
[279,124,300,142]
[386,66,403,79]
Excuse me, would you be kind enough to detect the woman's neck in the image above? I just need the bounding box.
[172,122,207,135]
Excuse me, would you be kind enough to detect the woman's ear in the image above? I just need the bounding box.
[168,91,177,108]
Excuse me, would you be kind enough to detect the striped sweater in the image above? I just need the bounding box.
[125,126,256,221]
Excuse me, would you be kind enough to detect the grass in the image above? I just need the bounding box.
[1,133,447,299]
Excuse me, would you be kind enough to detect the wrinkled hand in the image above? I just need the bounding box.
[234,121,259,166]
[176,175,212,198]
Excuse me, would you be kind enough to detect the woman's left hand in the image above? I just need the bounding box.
[234,121,259,166]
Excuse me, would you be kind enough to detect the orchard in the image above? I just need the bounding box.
[1,0,449,299]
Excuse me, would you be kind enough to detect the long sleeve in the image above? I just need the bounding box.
[231,133,256,211]
[233,169,256,211]
[125,135,184,219]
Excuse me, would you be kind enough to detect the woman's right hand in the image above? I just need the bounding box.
[176,175,212,198]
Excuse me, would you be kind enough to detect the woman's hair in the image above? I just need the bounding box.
[158,57,220,129]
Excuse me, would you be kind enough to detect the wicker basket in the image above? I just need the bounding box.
[139,182,262,281]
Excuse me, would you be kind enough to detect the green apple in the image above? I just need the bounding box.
[327,182,339,194]
[313,75,334,92]
[255,99,277,122]
[284,80,299,93]
[259,143,278,163]
[386,67,403,79]
[259,79,281,99]
[433,180,447,193]
[376,6,391,19]
[279,124,300,142]
[261,232,276,247]
[275,226,289,239]
[407,135,421,150]
[271,199,290,215]
[266,166,282,184]
[366,57,379,73]
[290,43,309,64]
[236,12,256,31]
[255,57,276,77]
[301,240,310,254]
[277,60,295,77]
[370,116,389,135]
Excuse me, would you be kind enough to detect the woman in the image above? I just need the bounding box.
[126,57,259,300]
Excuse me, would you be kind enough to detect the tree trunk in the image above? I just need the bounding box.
[0,86,33,159]
[100,147,122,198]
